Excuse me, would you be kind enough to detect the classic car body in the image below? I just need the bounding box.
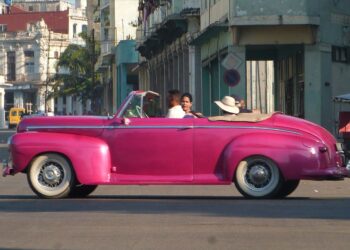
[3,91,349,199]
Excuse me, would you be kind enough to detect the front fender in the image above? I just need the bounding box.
[11,132,111,184]
[223,132,317,181]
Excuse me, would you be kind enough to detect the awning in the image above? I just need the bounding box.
[190,21,228,45]
[334,93,350,103]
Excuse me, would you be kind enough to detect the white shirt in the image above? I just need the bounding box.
[166,105,185,118]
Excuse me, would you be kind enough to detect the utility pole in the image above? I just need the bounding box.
[91,28,96,113]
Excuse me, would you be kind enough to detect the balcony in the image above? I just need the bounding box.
[5,73,44,83]
[169,0,200,16]
[69,8,87,18]
[101,41,114,56]
[141,0,200,41]
[230,0,320,26]
[137,0,200,59]
[70,37,86,46]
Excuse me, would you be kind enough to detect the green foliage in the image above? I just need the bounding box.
[49,31,100,105]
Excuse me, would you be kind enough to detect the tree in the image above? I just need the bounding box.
[49,31,100,111]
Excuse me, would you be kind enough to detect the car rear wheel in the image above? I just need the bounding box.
[69,184,98,198]
[234,156,283,199]
[27,154,75,199]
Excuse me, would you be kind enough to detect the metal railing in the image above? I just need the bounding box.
[5,73,44,82]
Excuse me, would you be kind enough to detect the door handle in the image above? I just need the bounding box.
[178,126,194,130]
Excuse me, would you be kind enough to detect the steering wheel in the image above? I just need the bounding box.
[135,105,142,118]
[135,105,149,118]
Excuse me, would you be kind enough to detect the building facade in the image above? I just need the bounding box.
[95,0,139,114]
[136,0,202,112]
[0,6,71,127]
[0,1,88,125]
[13,0,72,12]
[115,40,138,109]
[194,0,350,133]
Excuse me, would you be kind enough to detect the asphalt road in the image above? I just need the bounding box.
[1,130,350,250]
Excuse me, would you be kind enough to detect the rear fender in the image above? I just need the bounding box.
[11,132,111,184]
[223,132,315,181]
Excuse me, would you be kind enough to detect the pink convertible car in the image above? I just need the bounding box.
[2,91,349,199]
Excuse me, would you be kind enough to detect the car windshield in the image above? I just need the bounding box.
[120,92,162,118]
[142,92,162,117]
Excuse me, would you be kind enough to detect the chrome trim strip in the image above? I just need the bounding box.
[195,126,301,135]
[26,126,110,131]
[26,125,301,135]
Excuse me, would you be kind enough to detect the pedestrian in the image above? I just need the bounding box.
[231,95,252,113]
[166,89,186,118]
[214,96,240,116]
[181,92,204,118]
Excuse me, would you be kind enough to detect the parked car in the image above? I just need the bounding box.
[7,107,26,129]
[2,91,349,199]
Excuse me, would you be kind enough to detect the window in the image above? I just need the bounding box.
[28,6,33,11]
[104,28,109,40]
[24,51,34,57]
[7,51,16,81]
[73,24,77,37]
[0,24,7,33]
[332,46,350,63]
[54,51,59,59]
[24,50,35,74]
[82,25,88,33]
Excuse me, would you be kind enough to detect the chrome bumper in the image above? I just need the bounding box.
[2,159,14,177]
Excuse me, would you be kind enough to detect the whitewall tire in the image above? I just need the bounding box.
[27,154,75,199]
[234,156,283,199]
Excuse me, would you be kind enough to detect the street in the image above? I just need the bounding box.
[1,130,350,250]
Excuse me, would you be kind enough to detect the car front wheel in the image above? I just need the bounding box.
[234,156,283,199]
[69,184,98,198]
[27,154,75,199]
[276,180,300,198]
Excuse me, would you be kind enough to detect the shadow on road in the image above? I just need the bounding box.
[0,194,349,220]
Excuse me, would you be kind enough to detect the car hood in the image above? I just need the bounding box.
[17,116,110,137]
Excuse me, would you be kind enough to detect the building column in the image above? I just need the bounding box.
[57,97,63,114]
[189,45,201,112]
[36,87,46,112]
[75,100,83,115]
[0,88,5,128]
[14,91,24,108]
[0,49,6,76]
[112,66,117,113]
[118,64,127,106]
[304,44,333,130]
[66,96,73,115]
[227,45,246,99]
[16,46,24,79]
[86,99,92,113]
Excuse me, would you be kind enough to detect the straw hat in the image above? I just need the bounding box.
[214,96,240,114]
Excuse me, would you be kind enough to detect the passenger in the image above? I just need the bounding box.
[181,92,204,118]
[231,95,252,113]
[166,89,186,118]
[214,96,240,116]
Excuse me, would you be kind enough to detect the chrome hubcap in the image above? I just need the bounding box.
[246,163,271,188]
[38,162,64,187]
